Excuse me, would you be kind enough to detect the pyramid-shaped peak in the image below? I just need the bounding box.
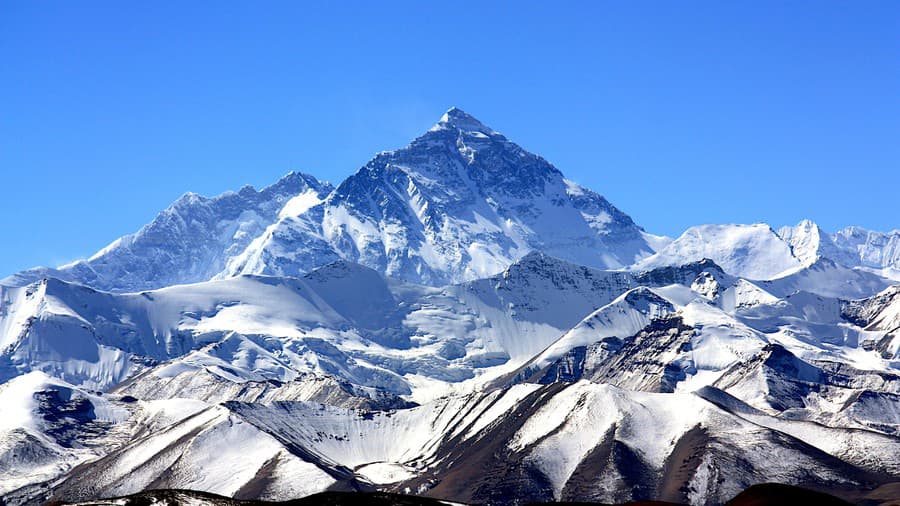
[433,107,496,135]
[795,218,824,232]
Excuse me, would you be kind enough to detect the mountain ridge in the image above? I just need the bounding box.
[4,109,900,291]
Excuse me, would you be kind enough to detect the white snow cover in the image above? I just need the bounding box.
[0,372,128,496]
[55,400,337,500]
[508,381,900,502]
[526,287,675,371]
[635,223,803,280]
[2,172,334,293]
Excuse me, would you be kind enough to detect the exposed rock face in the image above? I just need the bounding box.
[534,316,696,393]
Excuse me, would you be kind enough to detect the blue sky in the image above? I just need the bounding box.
[2,1,898,277]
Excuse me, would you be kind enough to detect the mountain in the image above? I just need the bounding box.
[0,371,128,501]
[772,221,900,295]
[832,226,900,272]
[3,108,900,506]
[711,343,900,433]
[222,108,656,285]
[3,108,655,292]
[0,254,639,404]
[633,224,802,280]
[760,256,893,299]
[7,250,900,504]
[633,221,900,297]
[0,254,717,406]
[3,172,333,293]
[36,381,900,506]
[5,258,900,505]
[778,219,856,267]
[843,285,900,359]
[46,486,873,506]
[779,220,900,278]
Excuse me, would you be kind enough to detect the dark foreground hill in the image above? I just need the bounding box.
[44,482,900,506]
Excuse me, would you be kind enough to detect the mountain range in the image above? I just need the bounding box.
[2,108,900,506]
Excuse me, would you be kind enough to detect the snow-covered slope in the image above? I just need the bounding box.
[712,343,900,434]
[4,251,897,407]
[634,224,803,280]
[4,260,900,505]
[3,172,333,293]
[843,285,900,359]
[41,381,900,506]
[0,269,419,393]
[634,221,897,298]
[761,256,894,299]
[516,287,678,378]
[833,226,900,271]
[778,220,900,278]
[846,285,900,334]
[778,219,856,267]
[45,397,338,502]
[0,255,638,402]
[4,109,653,292]
[0,372,128,500]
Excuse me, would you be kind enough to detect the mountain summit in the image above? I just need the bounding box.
[433,106,496,134]
[222,108,656,285]
[4,172,333,292]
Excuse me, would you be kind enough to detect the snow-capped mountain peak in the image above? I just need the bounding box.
[778,219,826,265]
[431,106,496,135]
[220,108,655,286]
[2,171,334,293]
[634,223,803,280]
[832,225,900,273]
[776,219,855,268]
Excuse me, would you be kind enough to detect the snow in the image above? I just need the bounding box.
[527,287,676,370]
[462,383,542,439]
[278,189,323,219]
[718,279,780,312]
[674,369,726,393]
[681,301,768,370]
[635,223,803,280]
[51,400,338,500]
[762,257,892,299]
[510,382,718,499]
[356,462,417,484]
[160,414,334,496]
[0,372,129,497]
[3,172,333,293]
[260,452,338,500]
[640,231,674,252]
[0,371,53,433]
[833,226,900,270]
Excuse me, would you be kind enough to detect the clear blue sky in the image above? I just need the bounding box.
[2,1,898,277]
